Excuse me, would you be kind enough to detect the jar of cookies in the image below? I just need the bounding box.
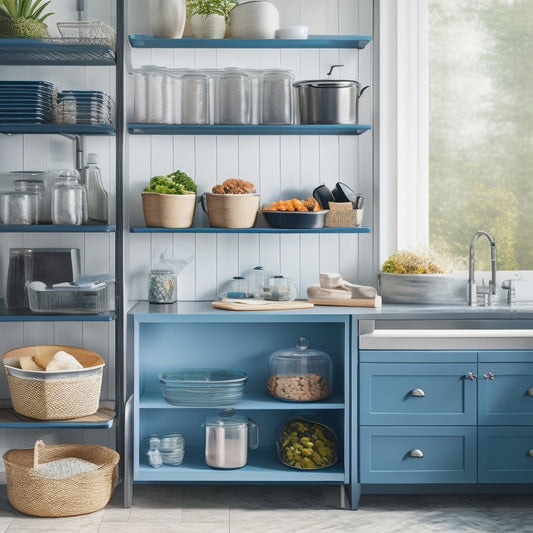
[267,338,332,402]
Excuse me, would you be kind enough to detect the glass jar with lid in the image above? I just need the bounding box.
[14,179,50,223]
[215,68,251,125]
[51,169,87,226]
[268,337,332,401]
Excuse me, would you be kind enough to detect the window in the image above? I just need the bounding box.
[428,0,533,270]
[379,0,533,274]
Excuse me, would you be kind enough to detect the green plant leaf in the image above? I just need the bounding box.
[31,0,53,22]
[1,0,17,18]
[27,0,47,17]
[17,0,31,18]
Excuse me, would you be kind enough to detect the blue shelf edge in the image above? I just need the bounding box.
[131,226,371,234]
[0,38,116,65]
[0,311,115,322]
[129,34,372,49]
[0,224,116,233]
[0,124,116,135]
[0,406,115,428]
[128,124,371,136]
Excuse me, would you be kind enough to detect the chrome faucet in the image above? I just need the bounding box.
[467,231,497,306]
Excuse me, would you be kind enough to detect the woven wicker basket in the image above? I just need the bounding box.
[3,440,119,517]
[2,345,104,420]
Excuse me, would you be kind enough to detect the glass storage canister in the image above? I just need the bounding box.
[216,68,251,125]
[0,191,39,225]
[51,170,87,226]
[180,70,210,124]
[14,179,51,223]
[267,337,332,401]
[148,268,177,304]
[262,68,294,125]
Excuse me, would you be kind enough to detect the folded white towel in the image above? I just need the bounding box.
[317,272,377,299]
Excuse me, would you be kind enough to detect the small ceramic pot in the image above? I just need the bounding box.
[190,13,226,39]
[149,0,186,38]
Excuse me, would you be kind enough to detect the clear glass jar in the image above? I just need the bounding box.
[14,179,50,223]
[51,170,87,226]
[262,68,294,124]
[0,191,39,225]
[148,268,177,303]
[181,70,209,124]
[216,68,250,124]
[268,337,332,401]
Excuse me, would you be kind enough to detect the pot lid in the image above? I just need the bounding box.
[293,79,361,88]
[205,408,250,427]
[270,337,330,360]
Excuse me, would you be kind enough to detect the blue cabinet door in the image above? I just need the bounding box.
[478,427,533,483]
[360,426,477,484]
[478,363,533,425]
[360,363,477,425]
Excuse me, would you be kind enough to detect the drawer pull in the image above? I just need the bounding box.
[411,388,425,397]
[527,388,533,397]
[528,450,533,457]
[483,372,495,380]
[409,449,424,458]
[465,372,477,381]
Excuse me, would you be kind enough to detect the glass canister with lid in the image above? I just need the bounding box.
[268,337,332,401]
[51,169,87,226]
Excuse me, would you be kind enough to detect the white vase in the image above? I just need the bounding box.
[149,0,186,39]
[190,13,226,39]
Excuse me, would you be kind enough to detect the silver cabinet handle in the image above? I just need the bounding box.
[465,372,477,380]
[411,388,425,397]
[483,372,495,380]
[528,449,533,457]
[527,388,533,397]
[409,449,424,458]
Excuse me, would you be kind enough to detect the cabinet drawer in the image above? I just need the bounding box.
[360,363,477,425]
[360,426,477,484]
[359,426,477,483]
[478,427,533,483]
[478,363,533,425]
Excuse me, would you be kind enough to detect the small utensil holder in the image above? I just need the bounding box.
[325,202,363,227]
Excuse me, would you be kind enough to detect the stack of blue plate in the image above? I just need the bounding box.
[0,81,57,124]
[159,369,248,407]
[57,90,114,126]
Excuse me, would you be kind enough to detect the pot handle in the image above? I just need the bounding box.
[200,192,208,214]
[359,85,370,97]
[248,419,259,450]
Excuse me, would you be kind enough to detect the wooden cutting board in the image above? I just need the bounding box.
[308,295,382,308]
[212,300,315,311]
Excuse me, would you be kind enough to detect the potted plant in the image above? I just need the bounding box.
[142,169,198,228]
[0,0,54,39]
[186,0,235,39]
[379,249,467,304]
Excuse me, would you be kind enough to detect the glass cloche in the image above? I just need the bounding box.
[267,337,332,401]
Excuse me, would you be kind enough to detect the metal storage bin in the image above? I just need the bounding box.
[26,281,109,314]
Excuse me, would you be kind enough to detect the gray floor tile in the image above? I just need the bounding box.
[1,484,533,533]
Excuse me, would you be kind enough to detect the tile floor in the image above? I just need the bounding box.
[0,484,532,533]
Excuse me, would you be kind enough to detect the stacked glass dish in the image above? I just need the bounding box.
[143,433,185,467]
[0,81,57,124]
[159,369,248,407]
[57,90,114,126]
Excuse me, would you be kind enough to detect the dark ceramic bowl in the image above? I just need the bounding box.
[312,184,334,209]
[332,182,356,203]
[262,210,328,229]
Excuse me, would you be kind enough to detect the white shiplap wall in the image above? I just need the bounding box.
[126,0,375,304]
[0,0,375,473]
